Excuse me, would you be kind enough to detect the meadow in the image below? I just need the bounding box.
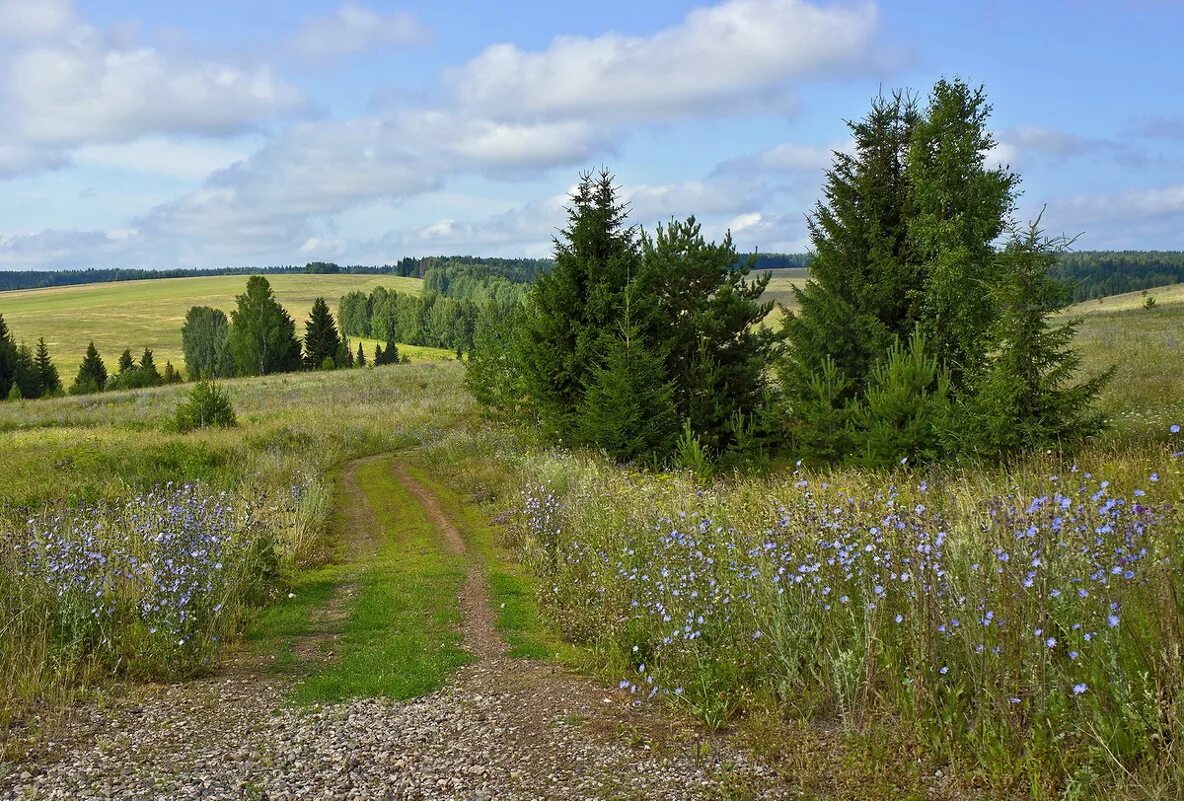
[0,273,427,375]
[2,280,1182,799]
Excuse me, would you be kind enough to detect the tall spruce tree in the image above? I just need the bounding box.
[71,342,108,395]
[374,343,383,365]
[516,168,640,438]
[34,338,61,396]
[227,276,302,376]
[967,221,1113,454]
[0,313,17,399]
[303,297,342,369]
[139,348,162,385]
[907,79,1017,389]
[781,91,922,405]
[356,341,366,367]
[118,348,134,373]
[636,216,777,454]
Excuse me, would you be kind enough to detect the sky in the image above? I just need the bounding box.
[0,0,1182,270]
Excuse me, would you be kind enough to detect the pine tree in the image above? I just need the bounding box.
[34,338,61,396]
[303,297,342,369]
[0,313,17,399]
[966,221,1113,454]
[227,276,302,376]
[356,341,367,367]
[71,342,107,395]
[118,348,134,373]
[514,169,640,439]
[374,343,383,365]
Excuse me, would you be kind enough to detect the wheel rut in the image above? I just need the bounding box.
[0,454,786,800]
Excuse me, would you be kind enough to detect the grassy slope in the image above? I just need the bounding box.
[0,273,427,375]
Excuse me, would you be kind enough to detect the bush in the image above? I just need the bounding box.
[175,381,237,432]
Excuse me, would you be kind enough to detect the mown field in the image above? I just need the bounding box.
[0,274,429,375]
[1,278,1182,798]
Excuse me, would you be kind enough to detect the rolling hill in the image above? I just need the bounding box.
[0,273,432,376]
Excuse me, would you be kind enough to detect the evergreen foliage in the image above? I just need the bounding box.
[303,297,342,369]
[636,216,777,454]
[33,338,61,397]
[849,330,952,467]
[118,348,134,374]
[71,342,108,395]
[516,168,640,439]
[162,361,183,384]
[11,344,39,399]
[181,306,233,379]
[575,303,678,463]
[227,276,302,376]
[175,381,237,431]
[356,341,366,367]
[0,314,17,399]
[965,221,1114,454]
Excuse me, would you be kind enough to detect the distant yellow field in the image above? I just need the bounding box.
[760,267,809,325]
[1068,282,1184,316]
[0,273,431,376]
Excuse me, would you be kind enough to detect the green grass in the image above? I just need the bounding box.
[404,463,566,660]
[292,458,472,703]
[0,273,427,375]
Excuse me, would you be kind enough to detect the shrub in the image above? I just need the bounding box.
[175,381,237,432]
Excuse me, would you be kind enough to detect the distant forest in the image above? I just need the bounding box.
[4,250,1183,302]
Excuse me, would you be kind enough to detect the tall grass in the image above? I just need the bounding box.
[495,436,1184,796]
[0,363,474,724]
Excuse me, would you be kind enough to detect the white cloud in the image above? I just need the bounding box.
[447,0,880,123]
[73,138,255,181]
[0,0,75,40]
[287,2,429,61]
[714,141,837,177]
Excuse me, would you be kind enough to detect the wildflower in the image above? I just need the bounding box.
[1171,424,1180,434]
[1073,683,1088,695]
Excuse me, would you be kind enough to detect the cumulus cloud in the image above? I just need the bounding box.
[713,141,837,177]
[287,2,429,61]
[446,0,881,123]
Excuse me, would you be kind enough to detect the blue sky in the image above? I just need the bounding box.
[0,0,1181,269]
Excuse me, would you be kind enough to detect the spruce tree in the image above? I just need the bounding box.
[34,338,61,396]
[515,168,640,439]
[118,348,134,374]
[303,297,342,369]
[356,341,367,367]
[576,293,678,463]
[967,221,1113,454]
[0,313,17,399]
[907,79,1017,389]
[71,342,107,395]
[781,91,922,403]
[11,343,39,398]
[383,338,399,365]
[635,216,776,454]
[227,276,302,376]
[162,361,183,384]
[374,343,383,365]
[139,348,162,385]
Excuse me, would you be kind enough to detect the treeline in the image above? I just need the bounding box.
[0,257,552,293]
[181,276,407,381]
[468,79,1111,471]
[338,262,525,356]
[1052,251,1184,301]
[0,314,182,401]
